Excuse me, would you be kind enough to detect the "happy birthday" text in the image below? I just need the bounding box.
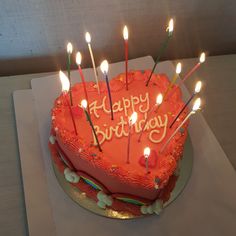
[89,93,168,144]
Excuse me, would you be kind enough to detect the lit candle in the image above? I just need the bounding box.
[168,53,205,99]
[169,81,202,128]
[144,147,151,174]
[59,70,78,135]
[100,60,114,120]
[146,19,174,86]
[67,42,73,105]
[160,98,201,153]
[123,25,129,90]
[163,62,181,100]
[127,112,138,164]
[85,32,100,94]
[138,93,163,142]
[181,53,205,84]
[76,52,90,114]
[81,100,102,152]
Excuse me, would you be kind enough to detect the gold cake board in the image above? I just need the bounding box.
[52,135,193,219]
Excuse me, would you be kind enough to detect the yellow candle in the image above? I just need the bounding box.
[163,62,181,100]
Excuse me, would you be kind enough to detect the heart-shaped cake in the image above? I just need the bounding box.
[49,70,189,216]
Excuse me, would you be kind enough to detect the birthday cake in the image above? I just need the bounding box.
[48,69,189,216]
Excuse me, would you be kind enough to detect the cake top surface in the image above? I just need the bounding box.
[51,70,188,189]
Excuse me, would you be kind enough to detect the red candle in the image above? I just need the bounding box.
[123,26,129,90]
[66,42,73,105]
[76,52,90,114]
[59,71,78,135]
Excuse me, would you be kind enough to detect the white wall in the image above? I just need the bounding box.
[0,0,235,75]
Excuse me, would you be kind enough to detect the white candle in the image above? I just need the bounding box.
[160,98,201,153]
[85,32,100,94]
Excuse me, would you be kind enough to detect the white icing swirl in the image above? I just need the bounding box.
[140,199,163,215]
[64,168,80,183]
[96,191,113,209]
[97,201,106,209]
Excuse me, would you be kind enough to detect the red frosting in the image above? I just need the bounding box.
[50,70,188,202]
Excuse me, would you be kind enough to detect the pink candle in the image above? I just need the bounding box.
[127,112,138,164]
[59,71,78,135]
[76,52,90,114]
[123,26,129,90]
[168,53,205,99]
[144,147,151,174]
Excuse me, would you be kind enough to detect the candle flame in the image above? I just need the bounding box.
[176,62,182,74]
[67,42,73,54]
[192,98,201,111]
[59,70,70,92]
[76,52,82,65]
[199,52,206,63]
[144,147,151,158]
[168,19,174,33]
[85,32,91,43]
[194,81,202,93]
[81,99,88,109]
[123,25,129,40]
[129,112,138,125]
[100,60,109,74]
[156,93,163,105]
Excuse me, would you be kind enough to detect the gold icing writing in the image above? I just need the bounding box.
[89,93,149,118]
[93,114,168,145]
